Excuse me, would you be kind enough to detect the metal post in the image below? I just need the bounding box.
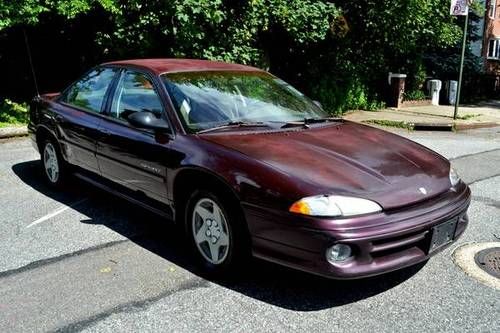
[454,11,469,120]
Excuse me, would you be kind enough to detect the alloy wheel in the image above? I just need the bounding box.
[43,143,59,183]
[191,198,230,265]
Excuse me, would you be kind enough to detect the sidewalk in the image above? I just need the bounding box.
[0,125,28,139]
[344,100,500,131]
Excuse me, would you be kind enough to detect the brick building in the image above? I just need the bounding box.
[484,0,500,89]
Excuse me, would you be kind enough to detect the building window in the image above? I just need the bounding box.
[488,39,500,60]
[489,0,497,19]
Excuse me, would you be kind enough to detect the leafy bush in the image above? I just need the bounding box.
[404,90,427,101]
[0,99,28,126]
[311,78,385,115]
[405,61,427,93]
[366,99,386,111]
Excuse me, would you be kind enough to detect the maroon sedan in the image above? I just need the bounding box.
[28,59,470,279]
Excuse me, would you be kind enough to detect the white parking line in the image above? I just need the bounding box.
[26,198,88,229]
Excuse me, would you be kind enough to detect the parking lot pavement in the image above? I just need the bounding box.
[0,128,499,332]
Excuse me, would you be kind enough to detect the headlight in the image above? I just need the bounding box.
[449,168,460,187]
[289,195,382,217]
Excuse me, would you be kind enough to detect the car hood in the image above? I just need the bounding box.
[201,121,452,209]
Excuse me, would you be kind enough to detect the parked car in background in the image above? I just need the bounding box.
[28,59,471,279]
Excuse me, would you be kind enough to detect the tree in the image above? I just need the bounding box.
[0,0,118,29]
[0,1,472,112]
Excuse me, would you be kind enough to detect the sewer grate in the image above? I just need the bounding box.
[474,248,500,279]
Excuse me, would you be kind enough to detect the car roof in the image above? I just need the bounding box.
[103,58,264,75]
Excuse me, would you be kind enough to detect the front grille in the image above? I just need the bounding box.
[368,213,465,260]
[370,230,429,258]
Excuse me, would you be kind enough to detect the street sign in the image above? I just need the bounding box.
[450,0,469,15]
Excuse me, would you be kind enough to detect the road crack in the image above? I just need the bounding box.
[467,173,500,186]
[449,148,500,161]
[53,278,210,333]
[472,195,500,209]
[0,240,129,279]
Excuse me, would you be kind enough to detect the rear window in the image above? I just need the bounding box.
[62,67,118,113]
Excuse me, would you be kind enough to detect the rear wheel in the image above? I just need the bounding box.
[185,190,249,277]
[41,139,67,187]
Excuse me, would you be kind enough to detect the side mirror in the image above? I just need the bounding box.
[313,100,323,109]
[128,111,170,132]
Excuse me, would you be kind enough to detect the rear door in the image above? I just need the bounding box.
[96,69,173,203]
[56,67,119,173]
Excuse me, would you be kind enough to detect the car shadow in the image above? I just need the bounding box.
[12,160,426,312]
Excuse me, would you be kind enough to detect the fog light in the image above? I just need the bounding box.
[326,244,352,263]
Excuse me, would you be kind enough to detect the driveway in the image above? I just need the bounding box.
[0,127,499,332]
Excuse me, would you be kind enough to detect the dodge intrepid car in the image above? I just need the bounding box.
[28,59,470,279]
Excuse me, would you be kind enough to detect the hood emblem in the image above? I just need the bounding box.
[419,187,427,195]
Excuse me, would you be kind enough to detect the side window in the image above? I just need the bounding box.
[110,71,164,122]
[63,68,117,113]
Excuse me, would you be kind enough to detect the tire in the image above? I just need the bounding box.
[41,139,67,187]
[185,189,250,277]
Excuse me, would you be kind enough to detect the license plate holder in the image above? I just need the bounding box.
[429,218,458,253]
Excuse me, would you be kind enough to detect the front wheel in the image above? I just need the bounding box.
[186,190,249,277]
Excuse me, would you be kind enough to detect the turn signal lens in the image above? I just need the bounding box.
[289,201,311,215]
[289,195,381,217]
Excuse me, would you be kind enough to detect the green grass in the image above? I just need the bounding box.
[0,99,28,127]
[455,113,481,120]
[362,119,414,130]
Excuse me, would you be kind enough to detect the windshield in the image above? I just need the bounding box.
[162,71,327,133]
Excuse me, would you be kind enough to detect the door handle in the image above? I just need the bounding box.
[100,129,111,136]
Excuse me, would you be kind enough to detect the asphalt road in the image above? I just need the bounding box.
[0,127,499,332]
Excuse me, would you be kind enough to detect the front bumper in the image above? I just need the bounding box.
[244,183,471,279]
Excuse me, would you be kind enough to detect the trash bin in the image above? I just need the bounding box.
[387,72,407,108]
[447,80,458,105]
[426,80,442,106]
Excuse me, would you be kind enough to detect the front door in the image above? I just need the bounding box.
[96,69,173,203]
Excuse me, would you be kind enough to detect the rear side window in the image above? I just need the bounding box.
[110,71,164,122]
[62,67,117,113]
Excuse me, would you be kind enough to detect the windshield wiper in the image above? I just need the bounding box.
[197,121,270,134]
[281,117,343,129]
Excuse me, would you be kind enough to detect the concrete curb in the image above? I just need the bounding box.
[454,122,499,131]
[453,242,500,291]
[413,122,500,132]
[0,126,28,139]
[413,123,454,131]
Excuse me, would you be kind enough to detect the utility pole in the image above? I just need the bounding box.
[454,10,469,120]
